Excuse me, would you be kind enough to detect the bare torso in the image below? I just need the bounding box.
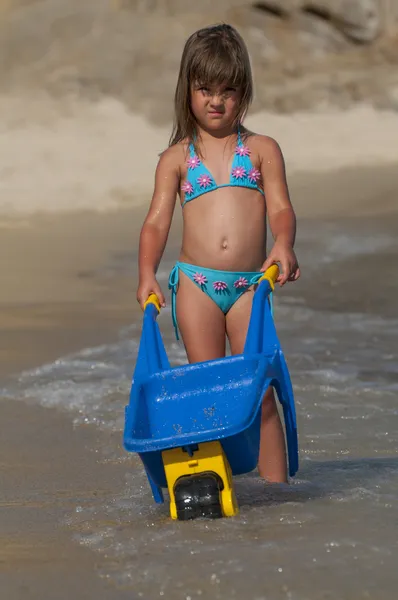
[180,187,266,271]
[178,134,267,271]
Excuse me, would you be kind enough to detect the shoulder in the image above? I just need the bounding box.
[246,133,286,177]
[158,142,188,166]
[247,133,284,161]
[155,143,188,181]
[150,145,185,191]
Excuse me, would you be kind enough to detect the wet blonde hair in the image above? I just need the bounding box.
[169,24,253,149]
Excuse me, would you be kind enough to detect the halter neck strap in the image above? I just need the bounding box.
[237,124,242,145]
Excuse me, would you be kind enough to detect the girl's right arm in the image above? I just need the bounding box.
[137,147,180,309]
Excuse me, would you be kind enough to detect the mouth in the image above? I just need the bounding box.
[208,111,224,117]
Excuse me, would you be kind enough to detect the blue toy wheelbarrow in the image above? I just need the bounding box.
[124,265,298,520]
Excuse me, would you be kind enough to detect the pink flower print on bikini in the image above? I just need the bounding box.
[193,272,207,286]
[213,281,228,293]
[182,181,193,196]
[182,155,200,196]
[197,174,213,188]
[187,155,201,170]
[248,167,261,183]
[234,277,249,289]
[235,143,262,185]
[235,144,250,157]
[231,166,246,180]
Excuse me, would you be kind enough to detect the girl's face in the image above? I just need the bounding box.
[190,82,241,132]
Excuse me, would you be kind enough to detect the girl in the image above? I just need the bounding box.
[137,24,300,483]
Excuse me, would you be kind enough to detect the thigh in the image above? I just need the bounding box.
[176,271,226,363]
[225,287,255,355]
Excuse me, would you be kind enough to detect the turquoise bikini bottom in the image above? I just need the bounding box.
[168,261,272,340]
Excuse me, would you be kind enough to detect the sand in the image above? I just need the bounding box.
[0,209,148,599]
[0,210,143,376]
[1,83,398,598]
[1,94,398,217]
[1,159,397,597]
[0,401,135,600]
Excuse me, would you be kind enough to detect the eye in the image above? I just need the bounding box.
[198,87,213,98]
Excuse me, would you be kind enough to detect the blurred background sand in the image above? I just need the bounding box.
[1,0,398,216]
[0,2,398,599]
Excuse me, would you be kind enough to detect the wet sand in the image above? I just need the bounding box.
[1,164,397,598]
[0,402,134,600]
[0,210,143,376]
[0,211,146,599]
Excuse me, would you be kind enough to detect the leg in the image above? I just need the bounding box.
[226,290,288,483]
[257,388,288,483]
[176,271,226,363]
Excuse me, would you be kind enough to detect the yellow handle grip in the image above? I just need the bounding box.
[258,264,280,291]
[143,293,161,313]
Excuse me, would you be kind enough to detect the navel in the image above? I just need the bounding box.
[221,238,228,250]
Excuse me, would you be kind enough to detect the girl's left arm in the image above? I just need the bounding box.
[258,136,300,285]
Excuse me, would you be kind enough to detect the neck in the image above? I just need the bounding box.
[196,123,239,142]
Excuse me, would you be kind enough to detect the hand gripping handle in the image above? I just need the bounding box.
[257,264,280,290]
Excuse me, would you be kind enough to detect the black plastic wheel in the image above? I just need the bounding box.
[174,472,223,520]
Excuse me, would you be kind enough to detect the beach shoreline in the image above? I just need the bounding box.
[2,159,397,374]
[2,161,397,376]
[1,163,398,598]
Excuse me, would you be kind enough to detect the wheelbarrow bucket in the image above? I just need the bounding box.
[123,266,298,517]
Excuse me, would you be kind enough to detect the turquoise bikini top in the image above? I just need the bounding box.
[181,130,264,206]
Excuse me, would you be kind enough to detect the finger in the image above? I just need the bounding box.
[289,266,300,281]
[279,260,290,285]
[137,288,153,310]
[136,294,146,310]
[261,255,276,273]
[153,284,166,307]
[287,264,300,280]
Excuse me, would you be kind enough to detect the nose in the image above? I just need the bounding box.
[210,94,224,107]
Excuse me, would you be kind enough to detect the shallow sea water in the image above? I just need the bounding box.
[2,216,398,599]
